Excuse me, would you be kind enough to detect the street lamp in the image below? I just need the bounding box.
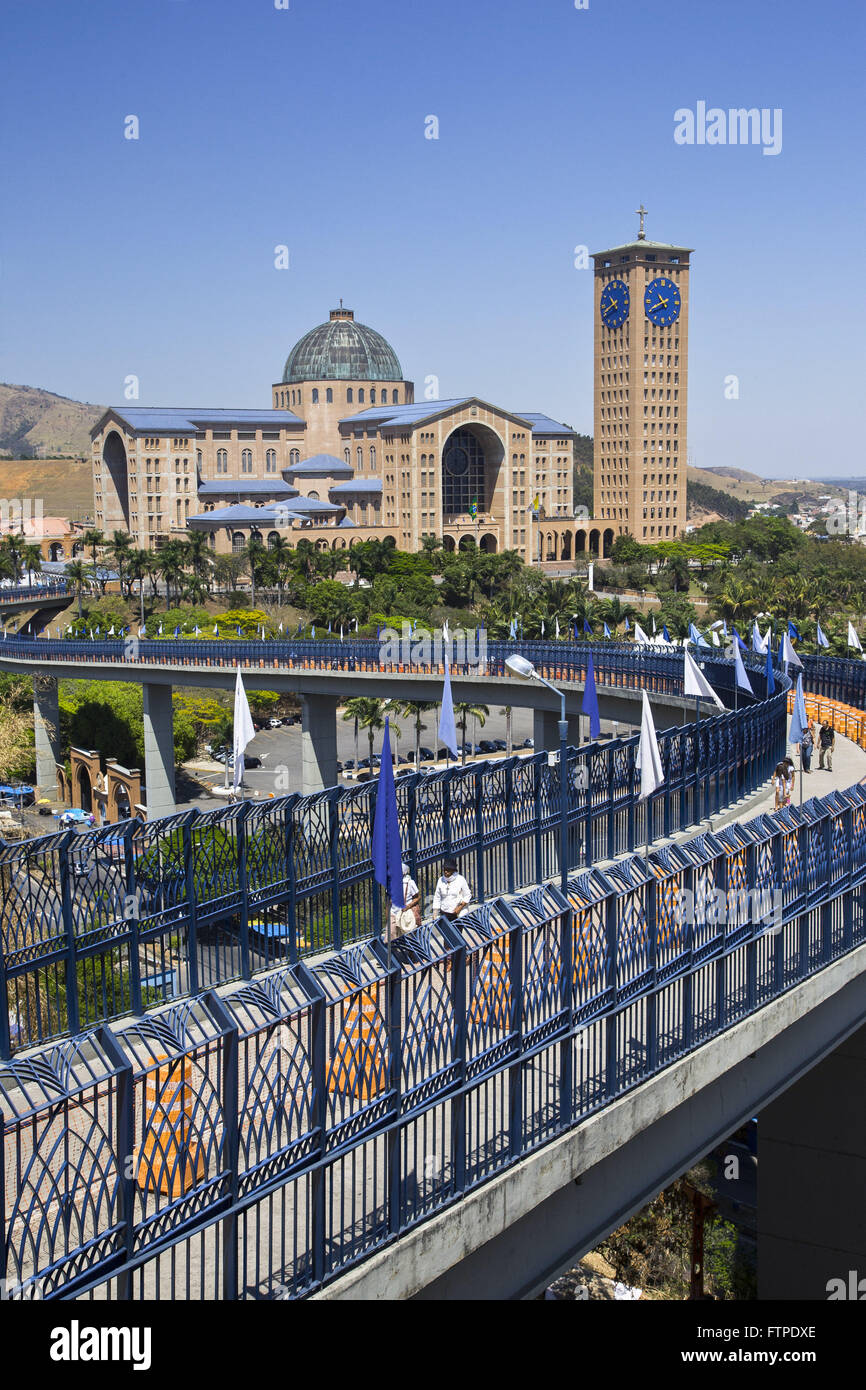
[505,653,569,895]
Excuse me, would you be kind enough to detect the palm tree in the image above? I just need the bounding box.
[341,697,399,770]
[157,540,186,609]
[397,700,437,767]
[65,560,89,620]
[82,528,104,590]
[127,548,152,627]
[454,702,489,765]
[0,533,24,584]
[21,543,43,583]
[244,535,267,608]
[106,531,132,598]
[596,595,640,633]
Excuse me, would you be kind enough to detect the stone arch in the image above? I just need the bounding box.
[479,533,497,553]
[545,532,557,561]
[458,534,476,552]
[603,527,615,558]
[589,528,600,556]
[71,541,85,558]
[441,423,504,521]
[102,430,130,530]
[575,530,587,553]
[76,763,92,814]
[442,535,456,552]
[560,531,572,561]
[48,542,64,563]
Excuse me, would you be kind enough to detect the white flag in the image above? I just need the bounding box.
[634,621,649,645]
[711,630,721,647]
[781,631,804,668]
[751,620,767,654]
[555,617,560,640]
[848,621,862,653]
[637,690,664,801]
[683,649,724,710]
[232,666,256,792]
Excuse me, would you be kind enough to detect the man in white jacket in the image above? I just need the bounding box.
[432,858,472,921]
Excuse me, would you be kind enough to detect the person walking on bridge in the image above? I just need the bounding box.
[818,721,835,771]
[432,858,472,922]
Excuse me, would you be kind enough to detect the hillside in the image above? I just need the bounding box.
[0,383,103,459]
[0,458,94,521]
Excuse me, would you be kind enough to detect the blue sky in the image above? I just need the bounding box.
[2,0,863,477]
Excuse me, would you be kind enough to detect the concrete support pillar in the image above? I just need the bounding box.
[301,694,339,793]
[533,710,583,753]
[758,1021,866,1299]
[142,683,176,819]
[33,675,61,794]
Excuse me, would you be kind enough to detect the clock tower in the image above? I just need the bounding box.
[592,210,692,542]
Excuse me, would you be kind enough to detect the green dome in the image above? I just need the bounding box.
[282,309,403,384]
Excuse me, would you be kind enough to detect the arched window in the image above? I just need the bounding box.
[312,388,319,404]
[232,532,245,554]
[358,388,365,403]
[196,449,202,468]
[290,449,299,466]
[344,447,351,464]
[265,449,276,472]
[208,532,216,549]
[250,527,263,543]
[347,388,353,404]
[267,531,280,549]
[357,447,363,469]
[392,389,399,404]
[370,446,376,468]
[370,388,376,404]
[326,387,333,403]
[217,449,227,473]
[241,449,252,473]
[307,491,319,502]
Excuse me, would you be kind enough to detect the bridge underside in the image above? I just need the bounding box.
[313,937,866,1301]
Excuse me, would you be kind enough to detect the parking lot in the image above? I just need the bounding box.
[182,704,634,811]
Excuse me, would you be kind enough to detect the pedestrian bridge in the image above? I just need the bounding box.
[2,644,866,1300]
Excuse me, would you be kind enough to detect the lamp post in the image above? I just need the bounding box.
[506,652,569,895]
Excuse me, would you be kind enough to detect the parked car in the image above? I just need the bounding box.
[522,738,534,748]
[268,718,282,729]
[419,746,435,761]
[492,739,507,751]
[343,759,355,771]
[479,740,497,753]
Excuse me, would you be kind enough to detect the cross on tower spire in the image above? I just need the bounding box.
[636,204,648,240]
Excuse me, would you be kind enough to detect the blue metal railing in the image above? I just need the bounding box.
[1,778,865,1301]
[0,645,788,1057]
[0,583,69,605]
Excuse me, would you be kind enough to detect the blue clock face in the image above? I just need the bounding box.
[599,279,629,329]
[644,277,681,326]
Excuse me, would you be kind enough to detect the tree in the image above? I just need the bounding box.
[397,700,438,767]
[454,702,489,765]
[157,540,187,610]
[106,531,132,598]
[341,697,397,769]
[128,549,152,627]
[65,560,90,619]
[244,535,268,609]
[21,543,43,583]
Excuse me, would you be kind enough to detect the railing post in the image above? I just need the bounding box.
[237,803,251,981]
[746,842,757,1014]
[506,909,523,1159]
[386,948,403,1237]
[285,795,298,962]
[99,1024,135,1302]
[328,790,342,951]
[604,888,619,1098]
[474,766,485,905]
[533,757,544,886]
[646,870,658,1074]
[183,814,200,996]
[207,992,240,1301]
[296,961,327,1288]
[59,831,80,1038]
[505,761,515,895]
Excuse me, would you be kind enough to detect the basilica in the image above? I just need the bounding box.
[90,219,690,565]
[90,307,610,565]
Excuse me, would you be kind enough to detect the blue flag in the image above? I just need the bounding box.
[583,619,592,634]
[173,625,181,637]
[788,620,801,642]
[765,643,775,695]
[789,672,808,746]
[816,620,830,649]
[237,626,243,637]
[371,718,404,913]
[438,657,459,759]
[624,616,630,632]
[662,623,671,642]
[603,621,611,639]
[582,651,601,740]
